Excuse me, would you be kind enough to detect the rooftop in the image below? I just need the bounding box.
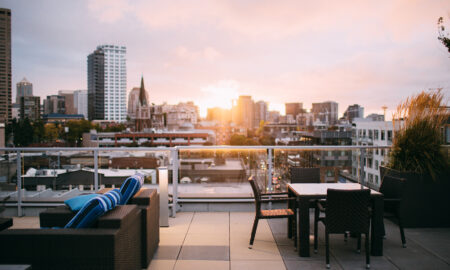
[11,212,450,270]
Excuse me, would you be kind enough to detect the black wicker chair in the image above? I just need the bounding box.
[290,167,320,183]
[379,175,407,248]
[248,176,295,249]
[314,189,371,269]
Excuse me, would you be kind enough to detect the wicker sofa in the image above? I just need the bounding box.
[0,205,141,270]
[39,188,160,268]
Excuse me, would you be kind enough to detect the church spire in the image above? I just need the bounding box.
[139,75,147,106]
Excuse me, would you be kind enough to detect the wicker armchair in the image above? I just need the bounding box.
[314,189,371,269]
[248,176,295,249]
[379,175,407,248]
[290,167,320,183]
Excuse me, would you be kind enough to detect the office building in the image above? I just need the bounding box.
[206,107,231,123]
[311,101,338,126]
[285,102,303,117]
[0,8,11,123]
[88,45,127,122]
[73,90,88,118]
[232,96,254,130]
[16,77,33,104]
[58,90,76,115]
[19,96,40,121]
[254,101,268,128]
[343,104,364,123]
[43,95,65,115]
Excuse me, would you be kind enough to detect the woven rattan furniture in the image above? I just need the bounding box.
[287,183,384,258]
[39,188,159,268]
[314,189,371,269]
[0,205,141,270]
[379,175,407,248]
[290,167,321,183]
[0,218,12,231]
[248,176,295,249]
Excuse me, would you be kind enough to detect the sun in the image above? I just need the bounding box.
[198,80,240,117]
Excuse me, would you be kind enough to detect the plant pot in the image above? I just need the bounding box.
[380,166,450,228]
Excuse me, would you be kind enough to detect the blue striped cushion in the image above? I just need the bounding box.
[64,196,109,228]
[103,189,121,210]
[119,173,144,205]
[64,194,99,211]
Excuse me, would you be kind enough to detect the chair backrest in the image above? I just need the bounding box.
[379,175,405,199]
[248,176,262,213]
[325,188,370,234]
[290,167,320,183]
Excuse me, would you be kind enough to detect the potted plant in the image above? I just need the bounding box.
[381,89,450,227]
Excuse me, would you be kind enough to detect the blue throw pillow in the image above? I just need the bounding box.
[64,196,109,228]
[64,194,99,211]
[119,173,144,205]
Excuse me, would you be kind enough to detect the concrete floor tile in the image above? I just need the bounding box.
[184,233,229,246]
[231,260,286,270]
[178,245,229,261]
[147,259,176,270]
[11,217,40,229]
[153,245,181,260]
[159,233,186,246]
[285,260,342,270]
[174,260,229,270]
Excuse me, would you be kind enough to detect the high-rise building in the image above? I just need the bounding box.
[73,90,88,118]
[311,101,338,126]
[254,101,268,128]
[87,48,104,120]
[58,90,76,114]
[232,95,254,130]
[20,96,40,121]
[43,95,65,115]
[285,102,303,117]
[343,104,364,123]
[88,45,127,122]
[16,78,33,104]
[0,8,12,123]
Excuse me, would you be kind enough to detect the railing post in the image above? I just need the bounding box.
[171,149,178,217]
[158,167,169,227]
[16,150,22,217]
[94,149,99,192]
[359,148,366,188]
[267,147,273,210]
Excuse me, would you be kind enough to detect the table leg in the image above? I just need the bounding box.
[298,197,311,257]
[288,189,293,239]
[371,196,384,256]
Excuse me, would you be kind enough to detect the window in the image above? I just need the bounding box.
[368,129,373,139]
[374,130,379,140]
[387,130,392,142]
[375,160,379,170]
[381,130,385,140]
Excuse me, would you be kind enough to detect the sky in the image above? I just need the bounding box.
[2,0,450,118]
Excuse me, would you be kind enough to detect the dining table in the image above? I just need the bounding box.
[287,183,384,257]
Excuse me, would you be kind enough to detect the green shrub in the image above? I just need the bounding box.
[388,89,449,180]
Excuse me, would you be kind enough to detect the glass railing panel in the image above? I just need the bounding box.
[177,148,267,199]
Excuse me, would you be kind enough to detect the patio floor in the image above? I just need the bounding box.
[11,212,450,270]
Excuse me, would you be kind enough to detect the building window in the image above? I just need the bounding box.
[381,130,385,140]
[374,130,379,140]
[375,160,379,170]
[387,130,392,142]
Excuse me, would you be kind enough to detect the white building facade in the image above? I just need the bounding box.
[352,118,399,189]
[73,90,88,118]
[100,45,127,122]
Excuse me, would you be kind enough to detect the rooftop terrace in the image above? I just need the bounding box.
[12,211,450,270]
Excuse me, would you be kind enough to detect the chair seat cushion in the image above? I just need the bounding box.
[261,209,294,217]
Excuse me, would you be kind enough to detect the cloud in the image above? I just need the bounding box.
[87,0,132,23]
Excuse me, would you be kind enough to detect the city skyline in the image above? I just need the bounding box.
[2,0,450,119]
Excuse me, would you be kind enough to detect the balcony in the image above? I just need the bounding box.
[10,211,450,270]
[1,146,449,269]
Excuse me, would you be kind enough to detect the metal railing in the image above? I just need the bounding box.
[0,145,392,218]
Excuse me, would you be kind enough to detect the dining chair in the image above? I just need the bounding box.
[314,188,371,269]
[248,175,296,249]
[379,175,407,248]
[290,167,321,183]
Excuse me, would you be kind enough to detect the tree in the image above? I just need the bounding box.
[66,119,93,146]
[438,17,450,53]
[44,123,60,141]
[230,134,247,145]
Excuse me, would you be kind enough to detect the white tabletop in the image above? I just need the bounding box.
[288,183,381,196]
